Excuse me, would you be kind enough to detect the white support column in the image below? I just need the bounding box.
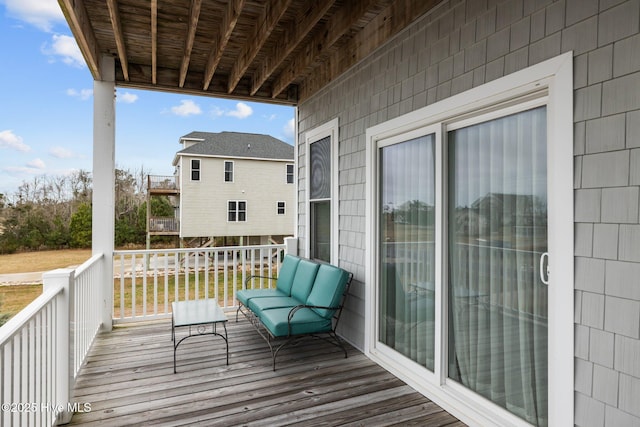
[93,55,116,332]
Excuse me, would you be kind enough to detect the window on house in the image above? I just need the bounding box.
[286,164,294,184]
[191,159,200,181]
[228,200,246,222]
[277,201,286,215]
[306,118,338,264]
[224,161,234,182]
[309,135,331,262]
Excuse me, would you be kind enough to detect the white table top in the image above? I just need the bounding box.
[172,299,228,327]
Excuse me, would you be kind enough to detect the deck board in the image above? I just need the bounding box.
[69,316,463,426]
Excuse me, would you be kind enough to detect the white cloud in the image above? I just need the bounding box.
[4,158,46,174]
[210,106,225,117]
[42,34,85,68]
[67,88,93,100]
[117,92,139,104]
[4,165,42,174]
[0,130,31,152]
[3,0,65,32]
[27,158,46,169]
[283,118,295,139]
[171,100,202,117]
[227,102,253,119]
[49,146,75,159]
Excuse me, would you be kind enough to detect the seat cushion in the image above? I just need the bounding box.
[274,254,301,295]
[236,289,287,306]
[247,296,300,315]
[305,264,350,319]
[289,259,320,302]
[260,307,332,337]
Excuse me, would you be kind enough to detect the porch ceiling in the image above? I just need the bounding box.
[58,0,441,105]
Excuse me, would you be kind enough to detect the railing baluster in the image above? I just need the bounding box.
[164,253,169,315]
[119,253,125,320]
[131,253,137,318]
[223,251,229,308]
[195,250,200,300]
[174,251,179,306]
[214,249,219,302]
[185,251,190,301]
[204,250,209,300]
[153,252,158,316]
[142,253,148,317]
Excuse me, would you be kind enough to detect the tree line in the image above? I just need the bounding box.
[0,167,174,254]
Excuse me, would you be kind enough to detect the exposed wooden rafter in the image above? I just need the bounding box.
[151,0,158,85]
[227,0,292,94]
[106,0,129,81]
[57,0,101,80]
[271,0,378,98]
[58,0,441,105]
[203,0,244,91]
[179,0,203,88]
[250,0,336,96]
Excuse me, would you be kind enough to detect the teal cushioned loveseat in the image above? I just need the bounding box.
[236,254,352,370]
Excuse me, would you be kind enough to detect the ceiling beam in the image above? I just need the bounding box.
[203,0,244,91]
[179,0,203,88]
[121,62,297,105]
[151,0,157,84]
[227,0,292,94]
[106,0,129,81]
[57,0,101,80]
[300,0,440,101]
[250,0,335,96]
[271,0,378,98]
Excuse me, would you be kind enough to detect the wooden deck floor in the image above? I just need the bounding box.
[69,315,464,426]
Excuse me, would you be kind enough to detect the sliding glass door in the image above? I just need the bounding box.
[375,105,549,425]
[378,133,436,370]
[447,106,548,425]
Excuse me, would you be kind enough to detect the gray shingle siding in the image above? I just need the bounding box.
[297,0,640,423]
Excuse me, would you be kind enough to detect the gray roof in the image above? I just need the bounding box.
[176,131,293,161]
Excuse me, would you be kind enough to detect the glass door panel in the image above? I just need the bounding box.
[378,134,436,370]
[447,106,548,425]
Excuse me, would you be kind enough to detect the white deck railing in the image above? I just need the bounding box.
[0,253,105,426]
[71,254,104,377]
[113,244,286,324]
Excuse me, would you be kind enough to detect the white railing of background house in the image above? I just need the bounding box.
[113,244,286,324]
[147,175,177,191]
[149,217,179,232]
[0,254,104,426]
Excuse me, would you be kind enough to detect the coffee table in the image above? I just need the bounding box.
[171,299,229,373]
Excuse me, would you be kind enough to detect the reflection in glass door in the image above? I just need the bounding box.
[378,134,436,370]
[447,106,548,425]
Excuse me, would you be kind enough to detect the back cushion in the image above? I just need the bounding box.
[306,264,350,319]
[290,259,320,302]
[275,255,301,295]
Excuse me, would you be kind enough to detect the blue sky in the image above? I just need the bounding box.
[0,0,295,197]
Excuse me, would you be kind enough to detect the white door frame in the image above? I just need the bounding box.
[365,52,574,426]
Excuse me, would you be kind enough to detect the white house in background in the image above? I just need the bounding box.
[172,131,295,246]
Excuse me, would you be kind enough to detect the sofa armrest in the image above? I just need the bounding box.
[287,304,338,321]
[243,274,277,289]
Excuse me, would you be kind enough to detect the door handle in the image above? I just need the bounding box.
[539,252,549,285]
